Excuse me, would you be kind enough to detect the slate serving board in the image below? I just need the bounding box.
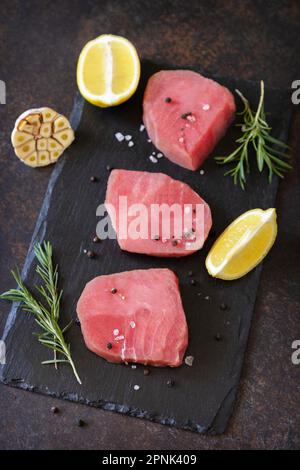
[0,61,292,434]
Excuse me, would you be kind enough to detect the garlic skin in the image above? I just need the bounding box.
[11,107,74,167]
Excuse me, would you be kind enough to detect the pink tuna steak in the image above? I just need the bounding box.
[104,169,212,257]
[77,269,188,367]
[143,70,236,170]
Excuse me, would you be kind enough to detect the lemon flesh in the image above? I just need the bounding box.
[206,208,277,280]
[77,34,140,107]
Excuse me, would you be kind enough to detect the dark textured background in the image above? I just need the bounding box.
[0,0,299,450]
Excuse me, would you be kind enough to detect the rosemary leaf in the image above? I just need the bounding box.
[0,242,81,385]
[216,81,292,189]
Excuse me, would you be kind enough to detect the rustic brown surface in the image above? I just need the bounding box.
[0,0,299,450]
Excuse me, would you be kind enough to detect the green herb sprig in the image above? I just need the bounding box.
[215,80,292,189]
[0,241,81,384]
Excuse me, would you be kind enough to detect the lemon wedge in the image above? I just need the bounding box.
[206,208,277,280]
[77,34,140,107]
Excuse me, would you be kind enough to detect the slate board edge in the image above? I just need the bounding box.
[0,79,292,435]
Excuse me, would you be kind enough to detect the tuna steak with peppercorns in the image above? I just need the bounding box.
[105,169,212,257]
[143,70,236,170]
[76,268,188,366]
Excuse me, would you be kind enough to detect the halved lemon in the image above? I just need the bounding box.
[206,208,277,280]
[77,34,140,107]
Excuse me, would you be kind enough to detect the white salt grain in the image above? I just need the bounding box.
[133,385,140,391]
[115,132,124,142]
[147,139,152,143]
[115,335,125,341]
[185,355,194,367]
[202,104,210,111]
[113,329,119,336]
[130,321,136,329]
[125,135,132,141]
[200,169,205,175]
[149,155,158,163]
[139,124,145,132]
[178,137,184,143]
[128,141,134,147]
[156,152,163,159]
[131,364,137,369]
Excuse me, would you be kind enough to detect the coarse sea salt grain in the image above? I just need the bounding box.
[113,329,119,336]
[147,139,152,143]
[156,152,163,159]
[115,335,125,341]
[128,141,134,147]
[125,135,132,141]
[139,124,145,132]
[202,104,210,111]
[200,169,205,175]
[184,206,191,214]
[115,132,124,142]
[131,364,137,369]
[185,355,194,367]
[130,321,136,329]
[178,137,184,143]
[149,155,158,163]
[133,385,140,391]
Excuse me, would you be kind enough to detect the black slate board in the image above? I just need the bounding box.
[0,61,292,434]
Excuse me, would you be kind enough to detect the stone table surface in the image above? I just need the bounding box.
[0,0,299,450]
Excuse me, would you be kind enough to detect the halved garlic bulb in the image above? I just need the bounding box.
[11,107,74,167]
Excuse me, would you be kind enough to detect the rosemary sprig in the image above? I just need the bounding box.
[0,241,81,384]
[215,80,292,189]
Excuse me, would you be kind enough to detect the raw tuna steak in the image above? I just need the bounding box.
[77,268,188,367]
[104,169,212,257]
[143,70,236,170]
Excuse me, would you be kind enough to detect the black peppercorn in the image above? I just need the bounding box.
[77,419,85,427]
[51,406,59,414]
[165,97,172,103]
[181,112,192,119]
[87,250,95,258]
[215,333,223,341]
[107,342,113,349]
[111,288,117,294]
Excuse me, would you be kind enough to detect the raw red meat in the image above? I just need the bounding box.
[104,169,212,257]
[77,268,188,367]
[143,70,236,170]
